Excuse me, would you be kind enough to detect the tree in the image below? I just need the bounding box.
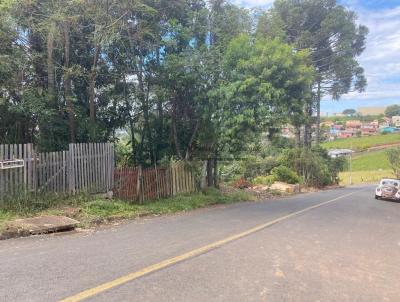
[343,108,356,116]
[387,148,400,178]
[212,35,314,158]
[385,105,400,118]
[258,0,368,145]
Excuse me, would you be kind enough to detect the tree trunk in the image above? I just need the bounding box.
[89,43,101,141]
[47,25,55,102]
[294,125,301,148]
[63,20,75,143]
[129,119,136,165]
[303,100,313,148]
[206,158,213,187]
[213,153,219,188]
[172,115,182,159]
[316,80,322,144]
[185,120,200,160]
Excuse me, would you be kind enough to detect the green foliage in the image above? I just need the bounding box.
[282,147,344,187]
[243,157,279,179]
[271,166,301,184]
[213,35,314,153]
[257,0,368,144]
[253,175,276,186]
[0,188,255,232]
[385,105,400,118]
[342,109,356,116]
[386,148,400,178]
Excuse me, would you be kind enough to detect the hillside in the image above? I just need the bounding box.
[347,149,391,171]
[322,133,400,151]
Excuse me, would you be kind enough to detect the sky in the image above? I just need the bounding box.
[231,0,400,115]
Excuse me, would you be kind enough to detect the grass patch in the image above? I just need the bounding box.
[347,149,392,171]
[322,133,400,151]
[339,170,395,186]
[0,188,255,232]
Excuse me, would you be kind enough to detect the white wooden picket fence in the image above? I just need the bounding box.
[0,143,114,200]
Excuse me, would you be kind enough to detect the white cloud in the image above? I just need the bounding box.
[235,0,400,111]
[351,5,400,103]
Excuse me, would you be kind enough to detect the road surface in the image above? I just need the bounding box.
[1,185,400,302]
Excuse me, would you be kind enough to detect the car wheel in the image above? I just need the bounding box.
[375,195,380,200]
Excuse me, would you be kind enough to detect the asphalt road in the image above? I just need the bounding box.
[1,185,400,302]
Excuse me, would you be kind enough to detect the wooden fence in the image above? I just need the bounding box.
[0,143,114,200]
[113,161,196,202]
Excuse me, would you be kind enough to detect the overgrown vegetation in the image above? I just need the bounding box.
[1,0,369,227]
[1,0,367,183]
[281,148,346,187]
[386,148,400,178]
[221,146,345,188]
[0,188,255,232]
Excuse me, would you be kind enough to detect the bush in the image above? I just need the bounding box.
[282,147,345,187]
[387,148,400,178]
[243,157,279,179]
[271,166,301,184]
[253,175,276,185]
[220,161,245,182]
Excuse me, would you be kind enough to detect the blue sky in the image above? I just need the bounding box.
[231,0,400,115]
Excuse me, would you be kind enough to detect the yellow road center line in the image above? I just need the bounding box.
[60,190,358,302]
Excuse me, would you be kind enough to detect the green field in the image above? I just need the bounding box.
[322,133,400,151]
[348,149,392,171]
[339,148,395,186]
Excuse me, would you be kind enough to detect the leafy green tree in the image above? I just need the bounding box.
[343,109,356,116]
[387,148,400,178]
[212,35,314,159]
[385,105,400,118]
[258,0,368,144]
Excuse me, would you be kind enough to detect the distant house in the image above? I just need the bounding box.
[381,117,392,127]
[357,106,386,116]
[345,120,362,129]
[370,120,379,129]
[360,125,377,136]
[338,130,357,138]
[392,116,400,127]
[328,149,354,158]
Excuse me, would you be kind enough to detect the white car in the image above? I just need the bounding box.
[375,178,400,200]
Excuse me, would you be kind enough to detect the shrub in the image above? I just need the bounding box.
[282,147,345,187]
[243,157,279,179]
[253,175,276,185]
[220,161,246,182]
[387,148,400,178]
[271,166,301,184]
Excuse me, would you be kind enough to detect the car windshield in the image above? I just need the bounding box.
[381,180,399,186]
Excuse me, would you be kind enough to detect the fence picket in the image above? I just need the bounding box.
[0,143,114,200]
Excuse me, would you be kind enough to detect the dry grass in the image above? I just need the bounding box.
[339,170,395,186]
